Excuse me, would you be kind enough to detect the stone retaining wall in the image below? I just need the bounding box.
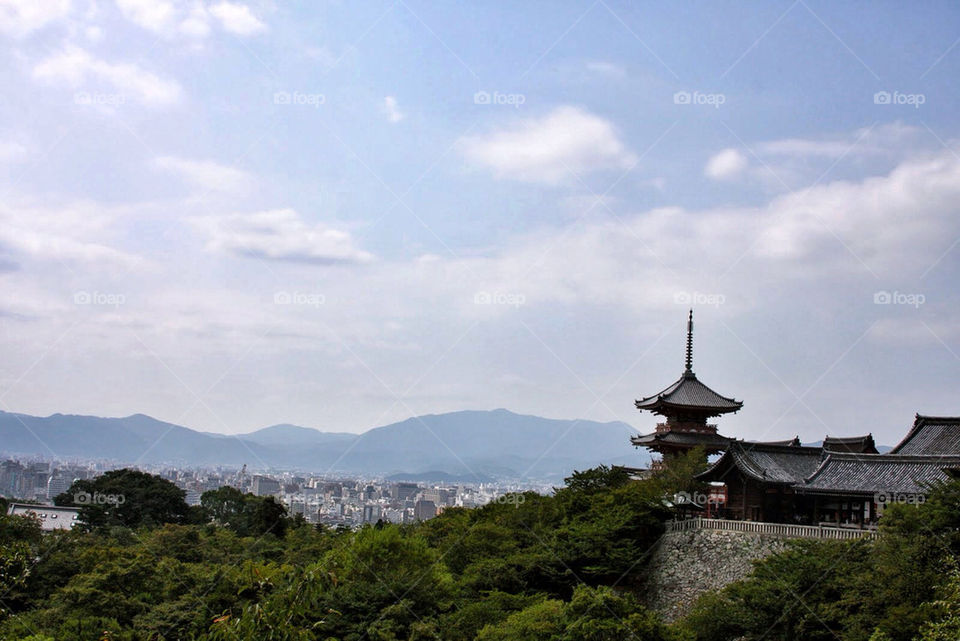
[641,528,789,622]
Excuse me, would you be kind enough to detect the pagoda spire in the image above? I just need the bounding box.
[684,309,694,375]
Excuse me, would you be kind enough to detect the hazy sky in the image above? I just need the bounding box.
[1,1,959,446]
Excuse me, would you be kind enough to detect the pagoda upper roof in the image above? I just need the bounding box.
[634,310,742,416]
[635,371,742,415]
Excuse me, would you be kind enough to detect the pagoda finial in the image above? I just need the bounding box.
[685,309,694,374]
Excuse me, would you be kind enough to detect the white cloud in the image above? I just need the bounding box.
[0,0,71,38]
[114,0,176,34]
[154,156,252,192]
[0,198,142,267]
[705,148,748,180]
[382,95,404,123]
[194,209,373,265]
[114,0,263,39]
[32,47,182,106]
[706,124,931,188]
[179,3,211,37]
[209,1,265,35]
[460,106,636,185]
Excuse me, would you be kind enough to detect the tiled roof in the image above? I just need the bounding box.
[749,436,802,447]
[631,431,732,449]
[823,434,878,454]
[889,415,960,455]
[798,453,960,496]
[635,372,742,414]
[697,442,824,484]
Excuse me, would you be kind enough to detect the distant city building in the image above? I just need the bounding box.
[251,475,281,496]
[362,504,381,523]
[414,499,436,521]
[394,482,418,501]
[46,475,70,500]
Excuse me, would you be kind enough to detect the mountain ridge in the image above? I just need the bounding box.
[0,408,646,482]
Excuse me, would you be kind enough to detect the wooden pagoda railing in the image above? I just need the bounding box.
[665,517,878,540]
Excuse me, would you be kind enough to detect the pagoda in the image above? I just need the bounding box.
[631,310,742,459]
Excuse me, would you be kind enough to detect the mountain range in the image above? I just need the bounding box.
[0,408,648,482]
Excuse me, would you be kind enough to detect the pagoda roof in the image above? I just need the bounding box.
[634,311,742,416]
[631,430,732,450]
[889,415,960,455]
[635,371,743,414]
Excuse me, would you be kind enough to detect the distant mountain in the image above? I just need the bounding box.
[385,470,498,484]
[0,408,647,482]
[236,424,356,447]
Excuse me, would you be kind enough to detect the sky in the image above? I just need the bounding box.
[1,1,960,448]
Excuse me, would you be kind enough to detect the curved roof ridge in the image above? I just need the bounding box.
[890,414,960,455]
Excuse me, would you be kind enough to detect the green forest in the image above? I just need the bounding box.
[1,454,958,641]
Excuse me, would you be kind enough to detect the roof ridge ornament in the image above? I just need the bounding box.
[684,309,694,375]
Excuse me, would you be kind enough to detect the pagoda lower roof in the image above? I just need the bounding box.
[631,430,732,450]
[635,371,742,415]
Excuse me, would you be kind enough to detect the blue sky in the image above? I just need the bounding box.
[2,0,960,449]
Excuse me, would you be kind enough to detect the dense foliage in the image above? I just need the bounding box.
[0,455,957,640]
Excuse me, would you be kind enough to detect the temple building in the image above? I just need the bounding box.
[631,310,741,461]
[631,313,960,528]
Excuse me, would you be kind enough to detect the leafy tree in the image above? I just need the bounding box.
[55,468,189,529]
